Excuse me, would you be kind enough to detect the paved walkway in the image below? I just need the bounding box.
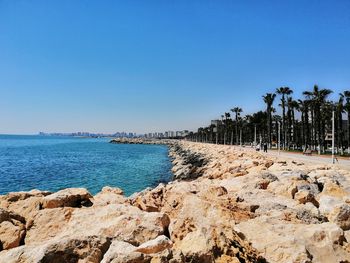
[230,146,350,171]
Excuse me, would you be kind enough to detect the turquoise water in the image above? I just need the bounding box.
[0,135,172,196]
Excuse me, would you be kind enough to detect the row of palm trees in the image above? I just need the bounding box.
[187,85,350,155]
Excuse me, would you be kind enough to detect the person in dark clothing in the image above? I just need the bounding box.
[263,143,268,153]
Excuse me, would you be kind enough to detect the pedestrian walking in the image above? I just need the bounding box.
[263,143,268,153]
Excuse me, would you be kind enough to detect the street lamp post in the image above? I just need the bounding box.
[240,129,242,148]
[254,125,257,147]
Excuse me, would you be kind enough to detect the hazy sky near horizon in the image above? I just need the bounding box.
[1,0,350,134]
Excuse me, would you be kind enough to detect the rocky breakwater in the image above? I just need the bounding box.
[163,142,350,262]
[1,141,350,262]
[109,138,170,145]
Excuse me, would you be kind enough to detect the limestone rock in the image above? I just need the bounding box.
[25,207,74,244]
[0,235,110,263]
[42,188,93,208]
[130,184,166,212]
[0,190,50,222]
[328,204,350,230]
[25,203,170,247]
[0,209,26,250]
[136,235,172,254]
[0,221,25,250]
[101,240,149,263]
[236,217,349,263]
[294,189,319,207]
[2,189,51,203]
[93,186,126,206]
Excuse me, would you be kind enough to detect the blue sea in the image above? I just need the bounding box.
[0,135,173,196]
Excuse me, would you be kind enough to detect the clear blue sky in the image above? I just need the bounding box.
[1,0,349,134]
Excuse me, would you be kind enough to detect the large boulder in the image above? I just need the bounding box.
[1,189,51,203]
[0,190,51,222]
[25,207,74,244]
[0,209,26,250]
[328,204,350,231]
[162,186,260,262]
[42,188,93,208]
[0,221,25,251]
[135,235,172,254]
[93,187,126,207]
[318,195,350,230]
[0,235,110,263]
[130,184,166,212]
[236,216,350,263]
[101,240,149,263]
[25,203,170,247]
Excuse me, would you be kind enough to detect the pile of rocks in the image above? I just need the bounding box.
[168,143,208,180]
[0,185,262,262]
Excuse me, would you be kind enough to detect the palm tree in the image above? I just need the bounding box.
[220,115,225,144]
[231,107,242,145]
[297,99,311,149]
[287,97,299,147]
[263,93,276,147]
[303,85,333,154]
[223,112,231,145]
[276,87,293,148]
[343,90,350,153]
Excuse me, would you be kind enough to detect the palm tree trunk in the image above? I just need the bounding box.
[235,116,238,145]
[348,111,350,153]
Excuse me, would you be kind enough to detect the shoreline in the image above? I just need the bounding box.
[1,140,350,262]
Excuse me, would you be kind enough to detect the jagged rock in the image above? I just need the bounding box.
[0,209,26,250]
[322,180,347,198]
[136,235,172,254]
[236,217,349,263]
[0,235,110,263]
[2,189,51,203]
[294,189,319,207]
[25,203,170,247]
[101,240,149,263]
[93,186,126,206]
[0,221,25,250]
[130,184,166,212]
[255,179,270,189]
[344,230,350,242]
[42,188,93,208]
[295,207,327,224]
[318,195,344,215]
[328,204,350,230]
[264,160,274,168]
[0,190,50,222]
[24,207,74,244]
[261,172,278,182]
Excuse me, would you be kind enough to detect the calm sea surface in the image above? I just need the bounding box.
[0,135,172,196]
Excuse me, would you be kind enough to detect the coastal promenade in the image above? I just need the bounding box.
[230,145,350,171]
[1,140,350,262]
[267,150,350,170]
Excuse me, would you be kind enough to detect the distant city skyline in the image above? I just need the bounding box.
[1,1,350,134]
[38,130,189,138]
